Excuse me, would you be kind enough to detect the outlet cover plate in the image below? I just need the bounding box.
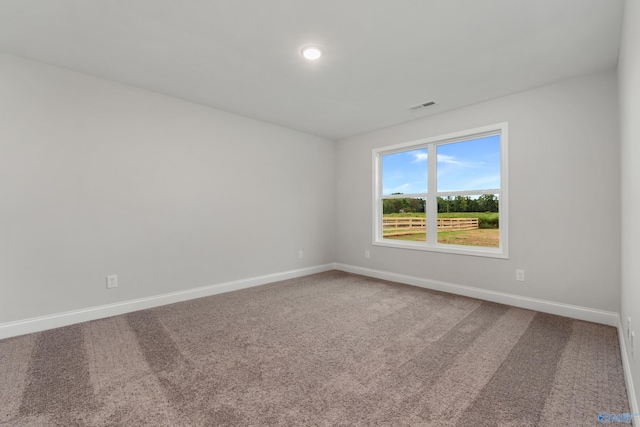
[107,275,118,289]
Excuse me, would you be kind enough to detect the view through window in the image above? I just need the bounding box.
[373,123,508,258]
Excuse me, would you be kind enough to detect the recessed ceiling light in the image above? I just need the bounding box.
[301,45,323,61]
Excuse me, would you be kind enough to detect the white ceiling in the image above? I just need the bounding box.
[0,0,625,140]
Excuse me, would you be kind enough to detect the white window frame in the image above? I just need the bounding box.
[372,122,509,259]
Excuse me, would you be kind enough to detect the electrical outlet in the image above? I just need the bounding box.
[298,250,304,259]
[628,317,632,341]
[365,250,370,259]
[106,275,118,289]
[516,269,525,282]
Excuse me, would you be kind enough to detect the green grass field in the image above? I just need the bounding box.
[383,229,499,247]
[383,212,500,247]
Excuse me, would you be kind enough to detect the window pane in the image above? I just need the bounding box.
[382,148,427,196]
[382,198,426,242]
[437,195,499,248]
[436,135,500,192]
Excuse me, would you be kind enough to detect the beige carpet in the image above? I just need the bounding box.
[0,271,630,426]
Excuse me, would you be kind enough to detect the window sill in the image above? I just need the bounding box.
[373,238,508,259]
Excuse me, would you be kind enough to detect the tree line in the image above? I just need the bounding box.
[383,194,499,214]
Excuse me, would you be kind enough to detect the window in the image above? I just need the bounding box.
[373,123,508,258]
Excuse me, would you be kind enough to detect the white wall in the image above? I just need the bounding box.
[619,0,640,412]
[0,52,335,324]
[335,70,620,313]
[0,49,625,330]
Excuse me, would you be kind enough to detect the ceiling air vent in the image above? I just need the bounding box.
[408,101,436,111]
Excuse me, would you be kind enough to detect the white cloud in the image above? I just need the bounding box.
[468,174,501,189]
[383,182,431,195]
[437,154,482,167]
[413,152,480,167]
[413,152,428,162]
[392,183,411,193]
[437,154,462,165]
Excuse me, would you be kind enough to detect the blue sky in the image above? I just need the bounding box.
[382,135,500,195]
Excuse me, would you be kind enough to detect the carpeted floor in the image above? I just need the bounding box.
[0,270,630,426]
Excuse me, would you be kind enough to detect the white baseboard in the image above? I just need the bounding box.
[336,264,639,413]
[618,317,640,421]
[334,263,619,326]
[0,263,336,340]
[3,261,635,415]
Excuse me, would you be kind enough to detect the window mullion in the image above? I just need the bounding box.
[426,143,438,244]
